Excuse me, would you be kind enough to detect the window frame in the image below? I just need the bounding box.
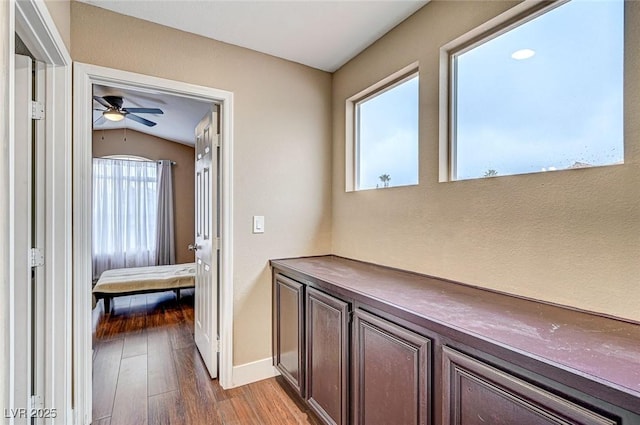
[345,63,419,192]
[440,0,624,182]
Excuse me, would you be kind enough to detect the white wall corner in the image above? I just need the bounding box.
[231,357,280,388]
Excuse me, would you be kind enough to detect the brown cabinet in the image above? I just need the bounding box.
[271,257,640,425]
[442,347,616,425]
[352,309,432,425]
[273,273,305,396]
[306,287,350,425]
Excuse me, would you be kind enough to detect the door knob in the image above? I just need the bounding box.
[188,243,201,252]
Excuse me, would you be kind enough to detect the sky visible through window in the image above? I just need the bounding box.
[455,0,624,180]
[357,75,419,190]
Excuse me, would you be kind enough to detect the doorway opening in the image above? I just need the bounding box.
[73,63,235,424]
[90,83,220,422]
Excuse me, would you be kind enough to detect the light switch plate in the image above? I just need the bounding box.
[253,215,265,234]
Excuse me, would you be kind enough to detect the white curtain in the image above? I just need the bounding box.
[155,160,176,265]
[92,158,158,279]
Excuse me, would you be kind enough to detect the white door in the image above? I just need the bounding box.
[13,54,46,423]
[192,105,220,378]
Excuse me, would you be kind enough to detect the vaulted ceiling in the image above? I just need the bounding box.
[85,0,429,146]
[77,0,428,72]
[93,84,212,146]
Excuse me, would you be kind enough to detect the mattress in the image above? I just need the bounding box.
[93,263,196,294]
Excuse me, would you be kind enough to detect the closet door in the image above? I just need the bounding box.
[13,54,47,424]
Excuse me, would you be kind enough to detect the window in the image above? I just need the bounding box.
[449,0,624,180]
[92,157,158,279]
[354,71,419,190]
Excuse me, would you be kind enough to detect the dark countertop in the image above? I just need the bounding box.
[270,255,640,414]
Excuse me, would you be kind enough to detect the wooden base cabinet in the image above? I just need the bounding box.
[272,257,640,425]
[273,274,305,397]
[306,287,350,425]
[352,309,431,425]
[442,347,616,425]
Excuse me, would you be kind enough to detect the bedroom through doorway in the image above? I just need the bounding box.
[72,63,235,423]
[90,83,216,423]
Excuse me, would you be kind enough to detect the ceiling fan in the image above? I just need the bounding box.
[93,95,164,127]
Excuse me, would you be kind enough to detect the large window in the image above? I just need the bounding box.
[450,0,624,180]
[354,72,419,190]
[92,157,158,278]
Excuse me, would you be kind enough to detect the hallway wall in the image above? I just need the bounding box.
[72,1,333,367]
[331,1,640,322]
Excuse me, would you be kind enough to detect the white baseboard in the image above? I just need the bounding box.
[231,357,280,388]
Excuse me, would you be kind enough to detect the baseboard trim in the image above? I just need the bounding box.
[231,357,280,388]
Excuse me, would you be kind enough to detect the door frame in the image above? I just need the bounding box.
[2,0,72,423]
[72,63,235,424]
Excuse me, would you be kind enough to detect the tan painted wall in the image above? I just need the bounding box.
[44,0,70,51]
[92,129,196,265]
[332,1,640,322]
[72,2,332,365]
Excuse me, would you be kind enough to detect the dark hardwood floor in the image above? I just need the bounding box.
[92,290,318,425]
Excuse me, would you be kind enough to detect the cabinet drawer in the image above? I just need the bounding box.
[352,309,431,425]
[443,347,617,425]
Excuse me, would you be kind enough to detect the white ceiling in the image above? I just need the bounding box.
[89,1,429,145]
[93,84,213,146]
[76,0,428,72]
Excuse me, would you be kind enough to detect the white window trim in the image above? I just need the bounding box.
[438,0,561,182]
[345,62,419,192]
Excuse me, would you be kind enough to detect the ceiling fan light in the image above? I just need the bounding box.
[103,108,125,122]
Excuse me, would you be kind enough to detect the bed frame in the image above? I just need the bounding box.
[93,263,196,313]
[94,286,194,313]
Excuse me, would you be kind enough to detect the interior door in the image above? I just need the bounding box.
[193,105,220,378]
[14,54,46,423]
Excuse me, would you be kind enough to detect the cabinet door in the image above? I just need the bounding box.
[443,347,616,425]
[306,287,349,425]
[353,309,432,425]
[273,274,305,396]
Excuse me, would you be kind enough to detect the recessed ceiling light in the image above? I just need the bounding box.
[511,49,536,60]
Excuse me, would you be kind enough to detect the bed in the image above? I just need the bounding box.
[93,263,196,312]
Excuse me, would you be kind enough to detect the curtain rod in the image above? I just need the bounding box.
[97,156,176,166]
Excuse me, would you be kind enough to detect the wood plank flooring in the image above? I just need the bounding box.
[93,290,318,425]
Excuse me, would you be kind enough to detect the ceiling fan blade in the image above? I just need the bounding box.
[126,113,156,127]
[93,96,111,108]
[122,108,164,115]
[93,115,106,126]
